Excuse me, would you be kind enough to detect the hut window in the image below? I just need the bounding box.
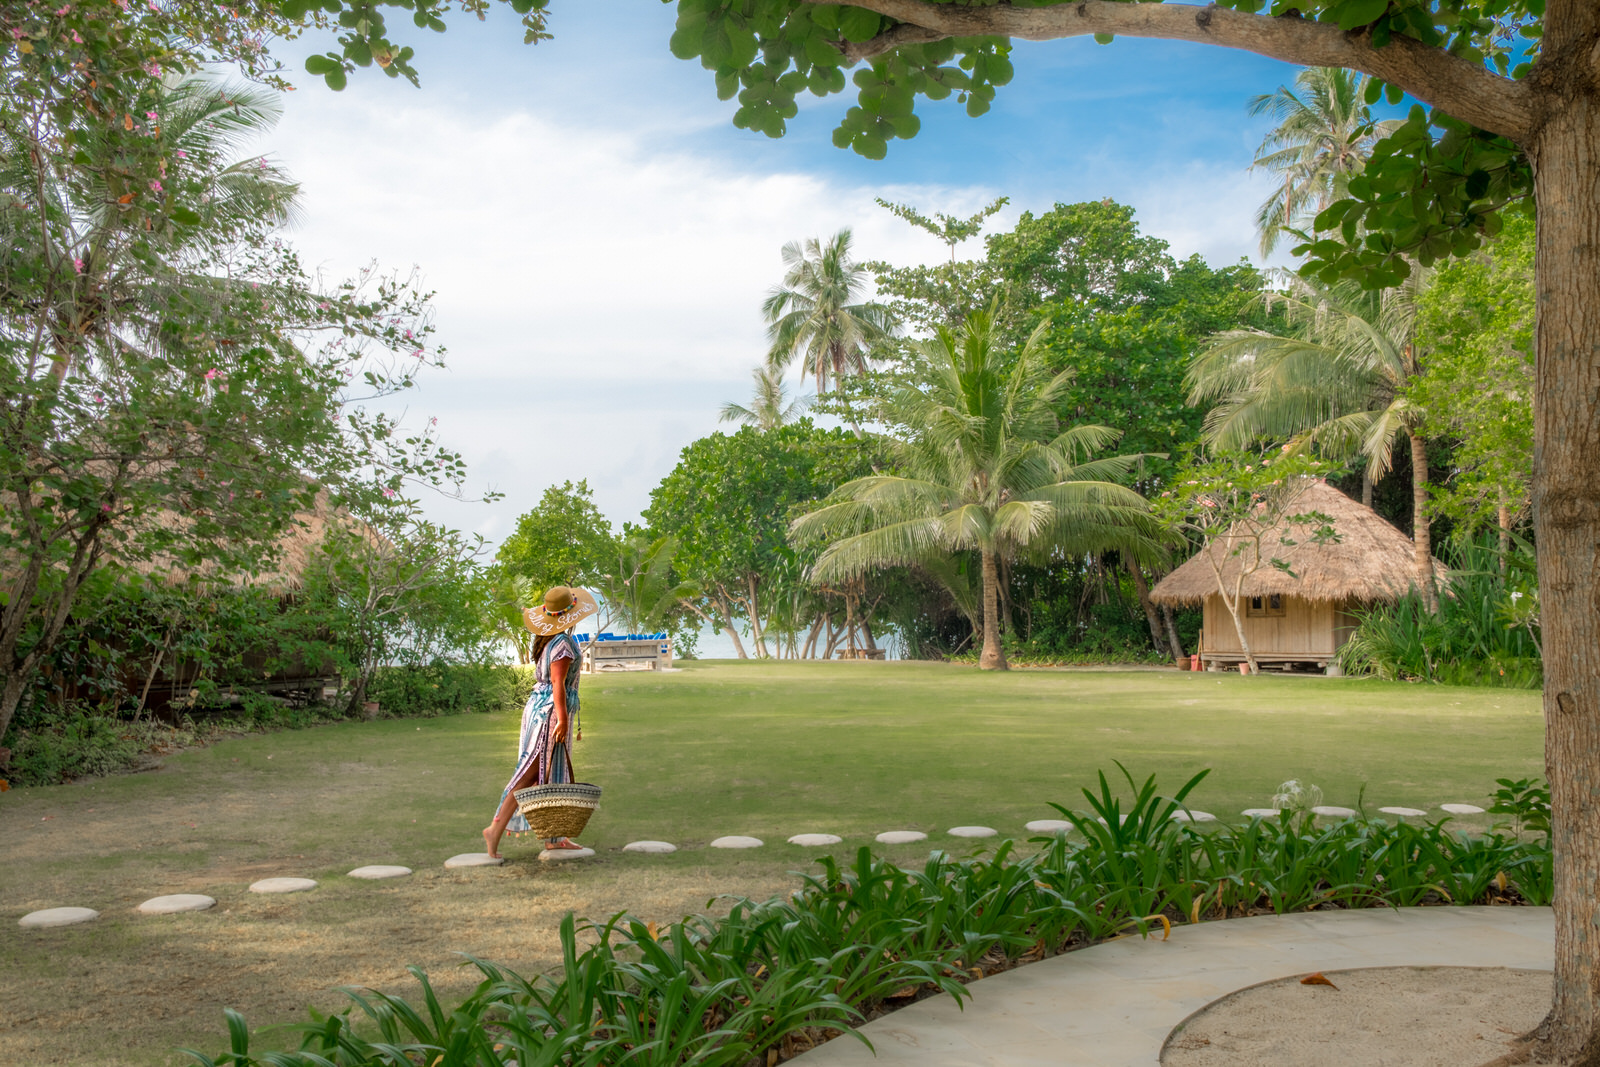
[1247,594,1286,617]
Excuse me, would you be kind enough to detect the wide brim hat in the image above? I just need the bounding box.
[523,586,599,636]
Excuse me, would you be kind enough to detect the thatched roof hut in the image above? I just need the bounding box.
[1151,480,1443,673]
[1150,479,1441,606]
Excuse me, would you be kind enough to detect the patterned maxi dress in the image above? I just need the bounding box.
[498,632,582,837]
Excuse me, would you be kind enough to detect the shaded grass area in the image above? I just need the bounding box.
[0,661,1542,1066]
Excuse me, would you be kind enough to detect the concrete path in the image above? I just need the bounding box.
[792,907,1553,1066]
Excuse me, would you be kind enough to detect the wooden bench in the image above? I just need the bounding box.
[581,635,673,673]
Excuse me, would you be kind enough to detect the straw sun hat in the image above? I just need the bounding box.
[523,585,599,636]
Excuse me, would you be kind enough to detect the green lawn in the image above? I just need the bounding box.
[0,661,1543,1066]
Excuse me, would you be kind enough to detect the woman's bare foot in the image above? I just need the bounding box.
[482,825,501,859]
[544,837,584,851]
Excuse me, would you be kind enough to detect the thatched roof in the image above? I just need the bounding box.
[119,490,357,595]
[1150,479,1445,606]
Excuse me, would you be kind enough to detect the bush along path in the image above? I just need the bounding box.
[185,768,1554,1067]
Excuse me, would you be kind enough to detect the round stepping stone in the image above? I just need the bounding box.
[787,833,843,846]
[19,906,98,929]
[347,865,412,880]
[138,894,215,915]
[1441,803,1486,815]
[1379,806,1429,818]
[623,840,677,854]
[948,826,997,838]
[539,847,596,862]
[443,853,505,869]
[1311,805,1358,818]
[1025,819,1072,834]
[249,877,317,894]
[1241,808,1282,818]
[875,830,927,845]
[1170,810,1217,823]
[709,835,764,849]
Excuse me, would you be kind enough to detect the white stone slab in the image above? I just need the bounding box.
[138,894,215,915]
[1241,808,1281,818]
[347,865,412,880]
[788,833,843,846]
[538,846,596,862]
[1379,806,1430,818]
[443,853,505,868]
[623,840,677,853]
[1170,810,1217,823]
[1441,803,1487,815]
[710,835,764,849]
[19,906,98,928]
[1025,819,1073,834]
[249,877,317,894]
[948,826,997,838]
[1311,805,1358,818]
[875,830,927,845]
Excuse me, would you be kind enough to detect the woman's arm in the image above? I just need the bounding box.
[549,654,570,743]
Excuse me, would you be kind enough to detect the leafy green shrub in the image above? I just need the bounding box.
[193,765,1551,1067]
[366,664,524,718]
[1339,536,1541,688]
[2,712,212,786]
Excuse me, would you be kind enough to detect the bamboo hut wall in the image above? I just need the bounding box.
[1201,595,1354,657]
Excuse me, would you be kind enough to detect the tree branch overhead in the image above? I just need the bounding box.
[821,0,1536,145]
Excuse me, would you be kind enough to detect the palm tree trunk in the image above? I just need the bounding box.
[1361,470,1373,509]
[1409,433,1438,612]
[1127,559,1167,657]
[1162,604,1185,660]
[979,546,1008,671]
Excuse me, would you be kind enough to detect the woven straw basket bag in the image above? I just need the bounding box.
[515,780,601,840]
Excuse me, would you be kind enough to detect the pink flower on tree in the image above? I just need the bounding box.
[204,368,218,381]
[145,111,158,120]
[73,257,84,273]
[382,487,396,499]
[174,149,186,158]
[148,180,162,193]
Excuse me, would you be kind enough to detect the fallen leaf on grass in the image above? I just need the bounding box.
[1301,972,1339,989]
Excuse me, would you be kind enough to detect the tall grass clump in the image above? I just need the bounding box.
[1339,535,1542,687]
[188,766,1553,1067]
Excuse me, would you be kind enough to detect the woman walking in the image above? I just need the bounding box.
[482,585,597,858]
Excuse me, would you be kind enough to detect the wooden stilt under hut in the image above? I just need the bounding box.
[1150,480,1445,674]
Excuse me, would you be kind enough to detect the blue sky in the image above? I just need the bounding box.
[263,1,1310,543]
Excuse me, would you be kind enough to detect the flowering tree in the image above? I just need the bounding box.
[1154,454,1338,675]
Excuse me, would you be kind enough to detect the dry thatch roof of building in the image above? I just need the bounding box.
[120,490,355,595]
[1150,479,1444,606]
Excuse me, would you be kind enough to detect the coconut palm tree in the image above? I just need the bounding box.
[719,364,809,430]
[791,306,1166,670]
[763,229,895,395]
[1249,67,1397,257]
[1187,271,1440,608]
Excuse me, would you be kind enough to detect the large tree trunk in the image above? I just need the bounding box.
[1521,74,1600,1065]
[1361,470,1373,509]
[1127,559,1167,655]
[1409,432,1438,613]
[978,546,1007,670]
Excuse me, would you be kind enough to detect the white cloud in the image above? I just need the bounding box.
[263,86,1272,542]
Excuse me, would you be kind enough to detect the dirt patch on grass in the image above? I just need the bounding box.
[1162,967,1551,1067]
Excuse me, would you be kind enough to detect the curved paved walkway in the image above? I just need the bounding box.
[793,907,1553,1066]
